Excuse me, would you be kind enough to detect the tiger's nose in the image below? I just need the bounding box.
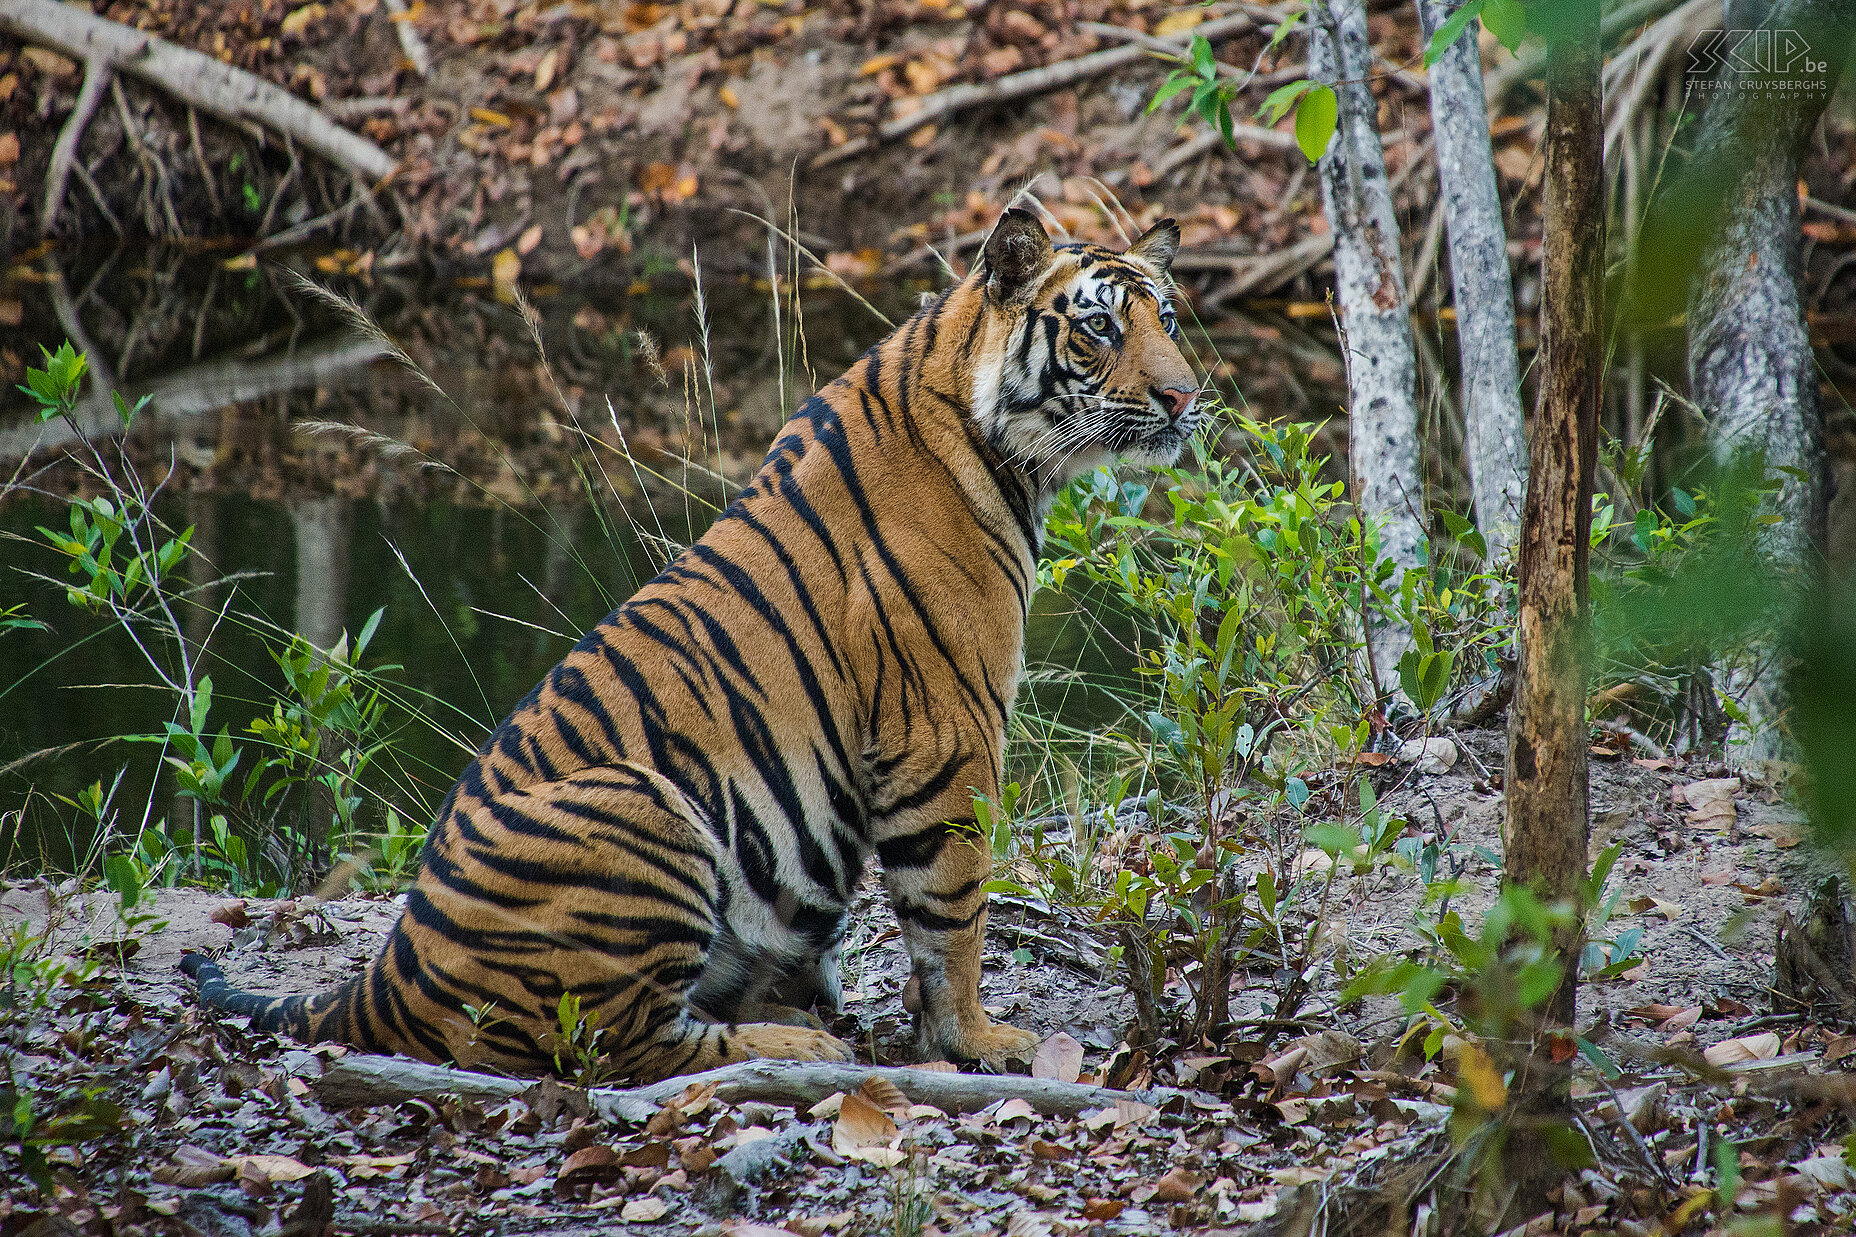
[1159,386,1198,420]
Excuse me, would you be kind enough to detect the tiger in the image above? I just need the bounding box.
[181,208,1202,1082]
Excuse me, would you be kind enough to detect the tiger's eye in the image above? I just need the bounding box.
[1083,313,1114,335]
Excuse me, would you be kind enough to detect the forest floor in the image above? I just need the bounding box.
[3,726,1855,1236]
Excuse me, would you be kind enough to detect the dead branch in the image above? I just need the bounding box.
[42,55,113,236]
[381,0,432,78]
[0,0,396,190]
[1144,120,1300,183]
[1194,233,1336,308]
[314,1054,1181,1123]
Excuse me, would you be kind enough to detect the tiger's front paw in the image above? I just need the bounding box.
[945,1020,1040,1074]
[731,1023,857,1064]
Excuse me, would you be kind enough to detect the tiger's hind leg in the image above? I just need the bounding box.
[408,763,853,1082]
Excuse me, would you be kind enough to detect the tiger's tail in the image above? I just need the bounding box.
[180,951,383,1051]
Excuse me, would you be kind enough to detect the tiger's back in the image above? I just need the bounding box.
[183,209,1199,1080]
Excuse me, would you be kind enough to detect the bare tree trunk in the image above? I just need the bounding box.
[1684,0,1853,774]
[1508,0,1602,1030]
[1308,0,1425,696]
[1417,0,1527,564]
[1501,0,1602,1212]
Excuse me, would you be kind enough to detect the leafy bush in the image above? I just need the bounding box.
[1003,409,1507,1046]
[5,343,429,899]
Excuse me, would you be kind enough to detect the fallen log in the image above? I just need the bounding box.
[0,0,396,189]
[314,1053,1183,1124]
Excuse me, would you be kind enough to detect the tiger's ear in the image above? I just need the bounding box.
[1126,218,1180,274]
[980,208,1054,303]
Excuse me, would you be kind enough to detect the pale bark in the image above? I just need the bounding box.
[1308,0,1425,695]
[313,1053,1182,1123]
[1684,0,1852,772]
[1417,0,1527,564]
[0,0,396,187]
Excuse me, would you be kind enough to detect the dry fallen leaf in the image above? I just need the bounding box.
[534,46,560,91]
[1455,1040,1508,1111]
[992,1097,1037,1125]
[620,1197,668,1223]
[831,1091,897,1154]
[858,1074,911,1116]
[1681,778,1739,829]
[491,247,522,304]
[226,1154,316,1184]
[1702,1032,1781,1067]
[211,901,251,929]
[1152,1167,1200,1203]
[1032,1031,1083,1083]
[281,3,326,36]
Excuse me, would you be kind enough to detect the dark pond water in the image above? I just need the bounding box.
[0,245,1191,873]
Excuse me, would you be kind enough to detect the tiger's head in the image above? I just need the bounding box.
[966,208,1200,490]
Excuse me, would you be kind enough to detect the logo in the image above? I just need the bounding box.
[1689,28,1829,79]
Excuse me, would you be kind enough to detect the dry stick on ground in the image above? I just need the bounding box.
[1680,0,1853,773]
[0,0,396,207]
[314,1054,1182,1123]
[814,11,1259,166]
[1417,0,1527,565]
[381,0,432,77]
[1502,0,1602,1213]
[1308,0,1424,699]
[1142,121,1300,184]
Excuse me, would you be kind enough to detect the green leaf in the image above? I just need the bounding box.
[1264,9,1302,52]
[104,855,142,910]
[1293,85,1338,163]
[1190,33,1214,80]
[1424,0,1485,67]
[1305,822,1359,855]
[1147,71,1195,113]
[1257,78,1315,126]
[1515,957,1564,1007]
[1480,0,1525,54]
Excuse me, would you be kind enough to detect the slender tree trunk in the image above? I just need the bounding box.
[1685,0,1853,773]
[1499,0,1603,1212]
[1308,0,1425,697]
[1417,0,1527,564]
[1507,0,1601,1033]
